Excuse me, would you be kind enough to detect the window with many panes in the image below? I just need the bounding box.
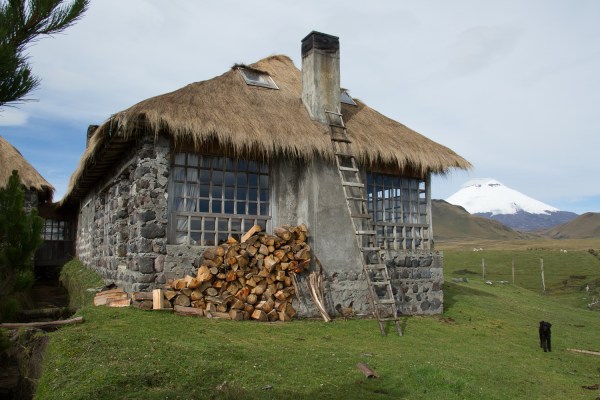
[366,173,431,250]
[43,220,72,241]
[170,153,270,246]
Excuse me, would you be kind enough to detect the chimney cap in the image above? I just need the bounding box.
[301,31,339,57]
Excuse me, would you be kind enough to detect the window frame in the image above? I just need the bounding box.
[168,153,271,246]
[238,67,279,90]
[43,219,73,241]
[366,171,432,251]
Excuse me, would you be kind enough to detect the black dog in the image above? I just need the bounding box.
[539,321,552,352]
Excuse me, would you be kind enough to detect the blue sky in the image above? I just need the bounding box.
[1,0,599,214]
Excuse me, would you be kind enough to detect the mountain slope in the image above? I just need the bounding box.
[540,212,600,239]
[446,178,578,231]
[431,200,532,241]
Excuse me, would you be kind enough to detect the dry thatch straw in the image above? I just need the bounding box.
[65,55,471,202]
[0,135,54,202]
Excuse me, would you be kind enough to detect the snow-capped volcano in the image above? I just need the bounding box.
[446,178,559,216]
[445,179,577,231]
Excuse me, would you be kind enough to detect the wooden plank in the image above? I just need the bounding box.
[94,292,128,306]
[107,298,131,307]
[174,305,204,317]
[241,225,262,243]
[567,348,600,356]
[152,289,164,310]
[132,291,153,301]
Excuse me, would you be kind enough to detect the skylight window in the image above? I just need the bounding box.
[341,89,357,106]
[238,68,279,89]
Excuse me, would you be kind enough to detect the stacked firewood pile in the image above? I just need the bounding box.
[158,224,311,322]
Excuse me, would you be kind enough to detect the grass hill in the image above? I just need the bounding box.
[540,212,600,239]
[432,200,532,241]
[34,253,600,399]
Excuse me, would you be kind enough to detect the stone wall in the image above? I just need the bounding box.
[75,135,170,292]
[75,142,444,315]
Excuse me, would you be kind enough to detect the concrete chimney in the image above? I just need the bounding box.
[301,31,340,124]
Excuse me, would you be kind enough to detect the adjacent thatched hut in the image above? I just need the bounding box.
[63,32,470,316]
[0,135,54,206]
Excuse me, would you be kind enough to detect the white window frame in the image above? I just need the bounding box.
[366,172,431,251]
[169,153,271,246]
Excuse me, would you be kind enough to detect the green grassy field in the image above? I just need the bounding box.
[34,247,600,400]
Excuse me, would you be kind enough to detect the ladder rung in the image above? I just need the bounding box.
[356,230,376,235]
[331,137,351,143]
[329,123,346,129]
[364,264,387,270]
[350,213,371,219]
[380,317,401,322]
[346,197,367,203]
[374,299,396,305]
[335,151,354,158]
[361,247,381,252]
[325,110,343,116]
[339,166,359,172]
[342,182,364,188]
[370,281,389,286]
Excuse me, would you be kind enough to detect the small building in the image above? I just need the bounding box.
[0,135,74,272]
[62,32,470,316]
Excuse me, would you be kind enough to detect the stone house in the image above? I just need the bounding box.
[61,32,470,316]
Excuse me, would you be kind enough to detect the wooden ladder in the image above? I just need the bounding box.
[324,109,402,336]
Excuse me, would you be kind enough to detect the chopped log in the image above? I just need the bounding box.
[187,277,201,289]
[133,300,153,310]
[267,309,279,321]
[107,298,131,307]
[202,247,219,260]
[174,305,203,317]
[94,291,128,306]
[180,287,192,297]
[236,255,249,268]
[205,302,216,314]
[202,259,219,270]
[251,309,268,322]
[95,288,125,296]
[190,289,204,301]
[246,293,258,305]
[174,294,191,307]
[258,244,269,256]
[226,236,238,244]
[230,299,245,310]
[132,292,153,301]
[241,225,262,243]
[273,227,292,241]
[229,309,245,321]
[357,363,379,378]
[172,279,187,290]
[164,290,178,301]
[205,287,218,297]
[207,311,231,320]
[244,304,255,314]
[0,316,84,330]
[278,311,291,322]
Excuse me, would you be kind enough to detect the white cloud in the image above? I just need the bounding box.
[0,108,29,126]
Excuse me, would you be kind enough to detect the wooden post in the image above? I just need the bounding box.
[512,257,515,284]
[482,258,485,280]
[540,258,546,292]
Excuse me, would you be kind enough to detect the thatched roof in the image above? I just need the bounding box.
[0,135,54,202]
[64,55,470,203]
